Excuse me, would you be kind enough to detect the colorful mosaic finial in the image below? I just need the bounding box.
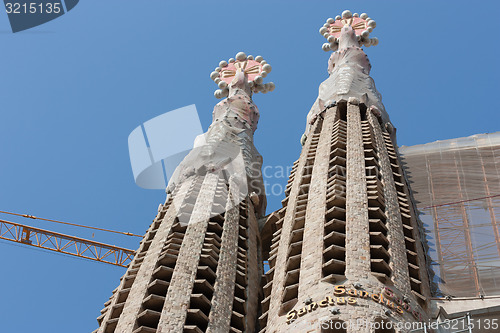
[210,52,275,99]
[319,10,379,51]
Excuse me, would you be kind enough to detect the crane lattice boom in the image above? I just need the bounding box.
[0,219,135,267]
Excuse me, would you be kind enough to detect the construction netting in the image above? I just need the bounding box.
[399,132,500,298]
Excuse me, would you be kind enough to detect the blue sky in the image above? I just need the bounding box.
[0,1,499,332]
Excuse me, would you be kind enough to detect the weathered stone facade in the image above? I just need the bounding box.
[95,53,270,333]
[260,102,432,333]
[259,12,432,333]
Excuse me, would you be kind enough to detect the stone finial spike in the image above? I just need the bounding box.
[210,52,275,99]
[319,10,378,51]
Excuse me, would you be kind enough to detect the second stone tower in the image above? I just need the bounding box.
[260,10,432,333]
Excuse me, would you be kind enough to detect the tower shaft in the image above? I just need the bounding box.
[260,13,432,332]
[95,52,272,333]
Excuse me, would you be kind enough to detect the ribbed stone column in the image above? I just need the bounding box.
[345,102,371,280]
[246,200,261,333]
[265,119,321,329]
[206,177,241,333]
[367,111,412,295]
[158,172,220,332]
[398,152,434,303]
[298,109,335,298]
[106,180,192,333]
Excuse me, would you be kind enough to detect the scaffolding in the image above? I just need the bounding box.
[400,132,500,298]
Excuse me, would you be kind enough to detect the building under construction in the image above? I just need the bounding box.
[400,132,500,327]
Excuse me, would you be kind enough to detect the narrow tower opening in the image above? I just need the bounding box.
[338,101,347,121]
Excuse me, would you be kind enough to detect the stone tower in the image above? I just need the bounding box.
[259,11,432,333]
[95,52,274,333]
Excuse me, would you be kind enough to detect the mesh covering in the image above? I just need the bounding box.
[400,132,500,297]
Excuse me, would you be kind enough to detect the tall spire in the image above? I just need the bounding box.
[260,10,431,332]
[302,10,395,145]
[96,52,273,333]
[168,52,274,216]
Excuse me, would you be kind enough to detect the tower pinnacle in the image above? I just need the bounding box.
[302,10,393,145]
[320,10,379,52]
[210,52,275,99]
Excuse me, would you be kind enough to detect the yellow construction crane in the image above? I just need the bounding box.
[0,210,138,268]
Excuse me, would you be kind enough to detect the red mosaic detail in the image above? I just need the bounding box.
[219,60,263,84]
[328,17,368,37]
